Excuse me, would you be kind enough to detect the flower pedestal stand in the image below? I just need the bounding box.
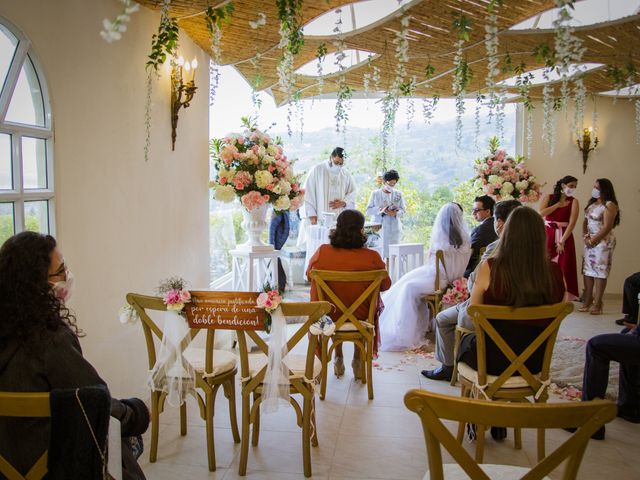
[230,249,281,292]
[238,203,274,252]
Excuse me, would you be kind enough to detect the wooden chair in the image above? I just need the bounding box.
[421,249,446,318]
[0,392,122,480]
[236,301,331,478]
[308,269,388,400]
[450,324,473,387]
[0,392,50,480]
[126,293,240,471]
[404,389,616,480]
[457,302,574,463]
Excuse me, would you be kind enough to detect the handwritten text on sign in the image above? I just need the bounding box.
[185,291,266,330]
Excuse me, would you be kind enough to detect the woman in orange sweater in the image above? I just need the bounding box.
[307,210,391,379]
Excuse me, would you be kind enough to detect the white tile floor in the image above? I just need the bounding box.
[138,297,640,479]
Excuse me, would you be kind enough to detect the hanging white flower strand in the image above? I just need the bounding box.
[591,95,598,139]
[100,0,139,43]
[526,110,533,159]
[422,95,439,126]
[277,23,295,137]
[552,0,586,111]
[541,84,554,155]
[484,4,500,123]
[333,8,351,134]
[451,12,473,149]
[572,75,586,137]
[406,76,417,130]
[474,94,483,151]
[316,43,327,96]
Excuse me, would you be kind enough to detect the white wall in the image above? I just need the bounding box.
[0,0,210,398]
[525,97,640,294]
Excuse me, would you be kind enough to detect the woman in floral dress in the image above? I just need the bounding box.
[580,178,620,314]
[539,175,579,300]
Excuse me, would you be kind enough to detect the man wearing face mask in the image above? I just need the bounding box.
[366,169,406,260]
[539,175,580,300]
[301,147,356,227]
[422,200,521,383]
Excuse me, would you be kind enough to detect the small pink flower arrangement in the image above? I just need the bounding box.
[157,277,190,314]
[256,286,283,333]
[442,278,469,305]
[210,116,305,213]
[473,137,541,203]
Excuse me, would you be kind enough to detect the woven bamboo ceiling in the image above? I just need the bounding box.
[137,0,640,105]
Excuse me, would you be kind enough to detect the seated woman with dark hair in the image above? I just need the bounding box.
[307,209,391,379]
[0,232,148,479]
[458,206,565,379]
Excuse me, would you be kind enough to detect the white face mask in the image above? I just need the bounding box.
[383,184,394,193]
[51,270,75,302]
[329,162,343,173]
[562,186,575,197]
[591,188,601,199]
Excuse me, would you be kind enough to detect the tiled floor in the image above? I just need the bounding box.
[138,296,640,479]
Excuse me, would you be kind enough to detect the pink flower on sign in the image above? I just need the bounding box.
[179,289,191,302]
[256,289,282,312]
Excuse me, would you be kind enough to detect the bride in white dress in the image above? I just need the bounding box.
[379,202,472,351]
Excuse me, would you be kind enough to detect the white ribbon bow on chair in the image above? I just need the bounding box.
[262,307,291,414]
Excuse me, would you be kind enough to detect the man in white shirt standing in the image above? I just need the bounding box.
[302,147,356,226]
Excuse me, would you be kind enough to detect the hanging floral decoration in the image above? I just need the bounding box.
[205,3,234,108]
[404,76,417,129]
[474,93,483,151]
[451,12,473,149]
[571,75,586,137]
[332,8,352,134]
[143,0,178,162]
[209,116,305,213]
[100,0,140,43]
[248,13,267,118]
[552,0,586,111]
[422,95,440,126]
[315,43,327,96]
[484,0,501,123]
[473,137,542,203]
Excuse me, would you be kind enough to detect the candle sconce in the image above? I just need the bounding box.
[170,56,198,151]
[576,127,599,174]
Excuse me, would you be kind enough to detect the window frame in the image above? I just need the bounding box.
[0,15,54,238]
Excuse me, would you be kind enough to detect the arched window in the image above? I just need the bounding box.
[0,16,53,245]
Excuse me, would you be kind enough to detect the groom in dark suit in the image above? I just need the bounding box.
[464,195,498,278]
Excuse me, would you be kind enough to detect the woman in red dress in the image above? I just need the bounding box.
[539,175,579,300]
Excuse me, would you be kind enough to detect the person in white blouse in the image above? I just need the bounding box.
[366,169,406,260]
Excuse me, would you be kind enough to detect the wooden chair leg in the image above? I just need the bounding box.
[357,342,366,386]
[150,392,160,463]
[205,391,216,471]
[224,378,241,443]
[251,392,261,447]
[302,396,312,478]
[450,329,461,387]
[514,427,522,450]
[366,336,374,400]
[320,335,329,400]
[311,396,319,447]
[475,424,486,463]
[456,384,469,444]
[537,427,545,461]
[238,394,251,476]
[180,401,187,436]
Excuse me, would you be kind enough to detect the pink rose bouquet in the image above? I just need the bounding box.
[210,116,305,213]
[256,285,283,333]
[473,137,541,203]
[442,278,469,306]
[157,276,190,315]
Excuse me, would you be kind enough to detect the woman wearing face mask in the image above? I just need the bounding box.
[580,178,620,314]
[365,169,406,260]
[539,175,580,300]
[0,232,148,479]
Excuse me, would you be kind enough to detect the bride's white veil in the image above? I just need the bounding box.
[428,202,471,252]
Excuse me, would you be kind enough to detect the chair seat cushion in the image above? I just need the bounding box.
[248,354,322,380]
[457,362,541,389]
[183,348,237,377]
[424,464,550,480]
[337,321,374,332]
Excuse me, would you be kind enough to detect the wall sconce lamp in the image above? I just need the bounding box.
[576,127,599,174]
[170,56,198,151]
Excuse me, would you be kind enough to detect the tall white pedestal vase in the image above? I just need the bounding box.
[239,203,274,252]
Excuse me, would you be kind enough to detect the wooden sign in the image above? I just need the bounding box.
[185,291,266,330]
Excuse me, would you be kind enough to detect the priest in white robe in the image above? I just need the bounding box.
[301,147,356,227]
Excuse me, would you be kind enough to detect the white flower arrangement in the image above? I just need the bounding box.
[100,0,139,43]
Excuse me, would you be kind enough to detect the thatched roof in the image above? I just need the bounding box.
[137,0,640,105]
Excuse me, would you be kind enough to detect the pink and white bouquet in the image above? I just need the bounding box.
[157,276,191,314]
[442,278,469,306]
[256,286,283,333]
[473,137,542,203]
[209,117,305,212]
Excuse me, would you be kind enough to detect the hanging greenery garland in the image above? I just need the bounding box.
[474,93,483,151]
[422,95,439,126]
[552,0,586,111]
[205,3,234,108]
[451,12,473,149]
[514,62,534,154]
[484,1,501,123]
[572,75,586,137]
[332,9,351,134]
[100,0,140,43]
[144,0,178,161]
[315,43,327,96]
[404,76,417,129]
